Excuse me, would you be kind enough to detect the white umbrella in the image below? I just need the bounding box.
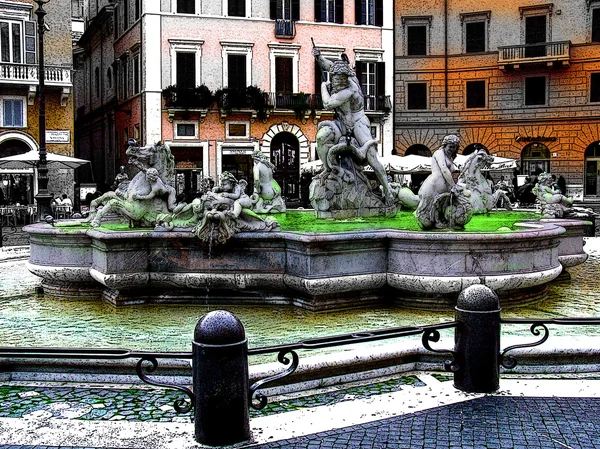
[0,150,91,170]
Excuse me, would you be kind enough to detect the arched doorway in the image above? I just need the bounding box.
[405,144,432,157]
[270,132,300,206]
[0,137,36,206]
[462,143,489,156]
[584,141,600,197]
[405,144,432,193]
[521,142,550,176]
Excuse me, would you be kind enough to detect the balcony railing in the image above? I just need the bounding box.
[0,63,72,86]
[311,94,392,114]
[498,41,571,69]
[275,19,295,38]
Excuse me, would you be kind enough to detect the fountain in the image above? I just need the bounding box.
[24,51,591,311]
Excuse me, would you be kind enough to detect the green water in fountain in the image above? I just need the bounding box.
[1,238,599,361]
[56,210,542,234]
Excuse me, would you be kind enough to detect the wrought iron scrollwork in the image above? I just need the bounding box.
[248,349,299,410]
[136,356,195,413]
[422,328,459,372]
[501,322,549,369]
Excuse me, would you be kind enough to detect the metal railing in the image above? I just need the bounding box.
[2,285,598,444]
[498,41,571,66]
[0,63,72,85]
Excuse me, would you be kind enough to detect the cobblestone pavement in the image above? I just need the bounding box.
[252,396,600,449]
[0,375,425,423]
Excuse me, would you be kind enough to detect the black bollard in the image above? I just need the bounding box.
[454,284,501,393]
[193,310,251,446]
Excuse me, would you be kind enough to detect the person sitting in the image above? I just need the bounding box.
[61,194,73,208]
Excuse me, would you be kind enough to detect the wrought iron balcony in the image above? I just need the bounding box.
[312,94,392,114]
[498,41,571,70]
[0,63,72,86]
[274,19,295,38]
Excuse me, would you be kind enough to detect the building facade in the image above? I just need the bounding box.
[394,0,600,198]
[75,0,393,206]
[0,0,75,206]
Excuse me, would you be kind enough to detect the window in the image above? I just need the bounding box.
[228,54,247,90]
[107,67,112,89]
[95,67,100,98]
[1,97,25,127]
[175,121,197,139]
[269,42,299,97]
[123,0,129,30]
[271,0,299,20]
[525,76,546,106]
[466,80,486,108]
[176,52,196,89]
[466,22,485,53]
[407,83,427,110]
[355,0,382,26]
[0,20,22,63]
[314,0,343,24]
[356,61,385,111]
[169,39,203,89]
[132,54,140,95]
[402,16,431,56]
[591,73,600,103]
[228,0,246,17]
[135,0,141,20]
[177,0,195,14]
[461,11,490,54]
[593,7,600,42]
[407,26,426,56]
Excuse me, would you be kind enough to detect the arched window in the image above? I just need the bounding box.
[462,143,488,156]
[521,142,550,176]
[405,144,431,157]
[584,140,600,196]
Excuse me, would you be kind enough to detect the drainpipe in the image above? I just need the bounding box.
[139,2,144,146]
[444,0,448,108]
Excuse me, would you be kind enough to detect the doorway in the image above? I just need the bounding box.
[270,132,300,205]
[585,141,600,197]
[525,15,547,58]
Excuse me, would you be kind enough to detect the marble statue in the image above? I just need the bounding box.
[309,46,394,218]
[155,171,279,245]
[250,150,286,213]
[457,148,513,214]
[415,135,473,230]
[111,165,129,191]
[533,172,574,218]
[87,143,176,228]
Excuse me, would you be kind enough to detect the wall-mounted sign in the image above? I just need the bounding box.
[46,130,71,143]
[222,148,253,155]
[515,135,557,143]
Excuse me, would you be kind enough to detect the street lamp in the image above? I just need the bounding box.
[34,0,52,221]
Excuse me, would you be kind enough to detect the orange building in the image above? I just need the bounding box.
[394,0,600,200]
[0,0,75,206]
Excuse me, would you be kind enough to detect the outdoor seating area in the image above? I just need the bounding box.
[0,205,37,226]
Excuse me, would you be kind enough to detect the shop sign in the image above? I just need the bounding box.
[46,130,71,143]
[222,148,253,155]
[515,135,557,143]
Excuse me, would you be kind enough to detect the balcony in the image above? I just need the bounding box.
[274,19,295,39]
[0,63,72,86]
[498,41,571,71]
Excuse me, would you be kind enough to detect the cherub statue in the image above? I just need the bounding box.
[251,150,286,213]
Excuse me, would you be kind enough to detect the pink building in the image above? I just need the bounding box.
[75,0,393,207]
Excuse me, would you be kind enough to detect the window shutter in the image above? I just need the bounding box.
[355,62,364,90]
[335,0,343,24]
[355,0,362,25]
[292,0,300,21]
[24,21,36,65]
[314,0,322,22]
[375,0,383,26]
[376,62,385,99]
[270,0,277,19]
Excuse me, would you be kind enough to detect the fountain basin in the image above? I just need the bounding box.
[24,218,589,311]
